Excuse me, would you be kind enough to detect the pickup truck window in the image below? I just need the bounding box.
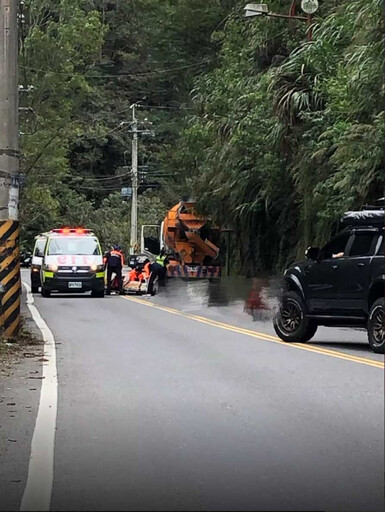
[349,232,376,257]
[321,233,351,260]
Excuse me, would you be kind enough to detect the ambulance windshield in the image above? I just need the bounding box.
[48,237,100,256]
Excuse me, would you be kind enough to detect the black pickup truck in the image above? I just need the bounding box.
[274,206,384,353]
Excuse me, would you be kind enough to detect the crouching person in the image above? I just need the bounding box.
[144,260,164,295]
[128,265,145,282]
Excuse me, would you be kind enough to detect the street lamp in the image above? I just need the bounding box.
[244,3,269,17]
[244,0,318,41]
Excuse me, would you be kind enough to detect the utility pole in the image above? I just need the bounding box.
[0,0,21,337]
[127,104,154,254]
[129,104,138,254]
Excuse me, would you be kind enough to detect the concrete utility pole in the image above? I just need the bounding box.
[129,104,138,254]
[0,0,19,217]
[0,0,21,337]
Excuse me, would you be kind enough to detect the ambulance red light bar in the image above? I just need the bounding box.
[50,228,92,235]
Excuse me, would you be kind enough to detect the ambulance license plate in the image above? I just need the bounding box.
[68,282,82,289]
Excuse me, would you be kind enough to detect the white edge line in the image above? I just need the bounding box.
[20,282,58,512]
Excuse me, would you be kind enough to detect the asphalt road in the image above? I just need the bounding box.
[17,275,385,511]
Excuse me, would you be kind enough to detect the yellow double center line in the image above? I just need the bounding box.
[122,296,384,370]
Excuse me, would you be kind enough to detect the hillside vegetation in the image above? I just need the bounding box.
[20,0,384,273]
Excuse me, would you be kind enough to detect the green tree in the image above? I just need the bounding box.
[175,0,384,273]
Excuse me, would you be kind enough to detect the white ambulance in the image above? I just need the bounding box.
[39,228,105,297]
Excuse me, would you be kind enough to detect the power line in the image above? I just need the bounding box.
[138,105,194,111]
[26,170,132,182]
[75,185,130,191]
[25,170,172,182]
[20,57,216,79]
[70,173,131,182]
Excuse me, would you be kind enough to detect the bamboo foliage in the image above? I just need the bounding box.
[175,0,384,272]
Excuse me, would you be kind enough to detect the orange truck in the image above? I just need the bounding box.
[161,200,221,279]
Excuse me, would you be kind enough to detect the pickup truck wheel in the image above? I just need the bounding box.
[368,298,384,354]
[273,291,317,343]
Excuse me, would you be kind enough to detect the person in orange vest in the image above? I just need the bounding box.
[128,265,145,282]
[143,260,151,279]
[105,244,124,295]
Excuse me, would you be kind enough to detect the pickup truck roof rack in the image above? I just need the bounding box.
[341,209,385,226]
[362,197,385,210]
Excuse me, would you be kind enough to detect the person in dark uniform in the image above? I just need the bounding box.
[155,248,169,284]
[105,245,124,295]
[143,254,169,294]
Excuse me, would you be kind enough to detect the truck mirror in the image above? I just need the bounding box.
[305,247,320,260]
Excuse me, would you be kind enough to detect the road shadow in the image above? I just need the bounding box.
[39,294,116,299]
[309,341,373,354]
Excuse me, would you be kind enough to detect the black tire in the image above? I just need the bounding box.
[91,290,105,298]
[368,298,384,354]
[41,287,51,298]
[273,291,317,343]
[31,285,39,294]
